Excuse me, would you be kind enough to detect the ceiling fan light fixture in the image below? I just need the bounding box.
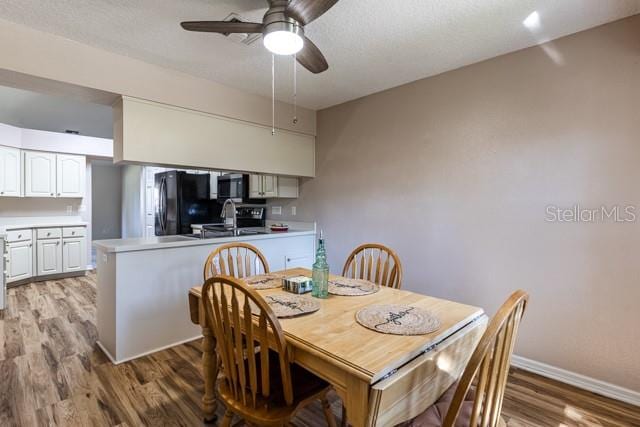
[263,22,304,55]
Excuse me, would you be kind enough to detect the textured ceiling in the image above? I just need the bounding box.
[0,0,638,110]
[0,85,112,138]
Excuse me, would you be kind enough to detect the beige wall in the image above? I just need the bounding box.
[282,15,640,391]
[0,18,315,136]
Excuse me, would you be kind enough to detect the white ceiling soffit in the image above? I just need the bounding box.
[0,0,638,110]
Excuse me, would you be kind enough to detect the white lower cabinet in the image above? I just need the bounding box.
[63,237,87,272]
[5,225,87,283]
[6,241,33,283]
[284,252,315,269]
[37,238,63,276]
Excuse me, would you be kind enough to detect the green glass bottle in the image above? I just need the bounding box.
[312,230,329,299]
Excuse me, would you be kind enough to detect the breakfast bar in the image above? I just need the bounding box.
[93,222,316,363]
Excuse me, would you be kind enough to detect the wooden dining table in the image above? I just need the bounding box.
[188,268,487,427]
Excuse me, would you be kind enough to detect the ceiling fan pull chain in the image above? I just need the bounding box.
[293,54,298,125]
[272,53,276,136]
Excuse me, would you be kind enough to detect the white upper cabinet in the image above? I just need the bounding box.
[56,154,86,197]
[22,150,86,198]
[249,174,263,198]
[0,145,21,197]
[262,175,278,198]
[24,150,56,197]
[250,174,279,198]
[249,174,298,199]
[277,176,299,198]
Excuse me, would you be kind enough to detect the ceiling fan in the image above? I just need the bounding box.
[180,0,338,74]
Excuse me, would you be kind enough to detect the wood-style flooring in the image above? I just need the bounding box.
[1,274,639,426]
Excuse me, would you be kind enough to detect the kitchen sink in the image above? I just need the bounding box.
[183,227,269,239]
[154,235,200,243]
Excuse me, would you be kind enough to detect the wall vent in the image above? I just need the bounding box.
[222,13,262,45]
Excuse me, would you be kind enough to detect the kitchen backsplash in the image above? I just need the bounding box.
[0,197,85,217]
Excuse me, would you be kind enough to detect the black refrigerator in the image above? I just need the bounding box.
[154,171,220,235]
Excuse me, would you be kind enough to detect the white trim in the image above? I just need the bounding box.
[96,335,202,365]
[511,355,640,407]
[95,340,118,364]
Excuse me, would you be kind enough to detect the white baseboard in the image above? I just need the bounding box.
[96,335,202,365]
[95,340,118,364]
[511,355,640,407]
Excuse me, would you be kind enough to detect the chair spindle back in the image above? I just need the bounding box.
[204,243,270,281]
[342,243,403,289]
[201,275,294,408]
[443,290,529,427]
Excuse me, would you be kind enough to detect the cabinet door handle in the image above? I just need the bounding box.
[50,193,54,196]
[57,193,61,196]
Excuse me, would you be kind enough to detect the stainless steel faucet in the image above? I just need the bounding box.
[221,198,237,229]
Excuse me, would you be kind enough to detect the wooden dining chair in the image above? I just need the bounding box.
[201,275,337,427]
[339,243,404,425]
[203,242,270,281]
[342,243,404,289]
[400,290,529,427]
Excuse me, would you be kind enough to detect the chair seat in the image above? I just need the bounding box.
[218,350,331,424]
[400,383,476,427]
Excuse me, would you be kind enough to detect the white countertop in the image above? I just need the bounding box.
[0,216,88,233]
[93,228,315,253]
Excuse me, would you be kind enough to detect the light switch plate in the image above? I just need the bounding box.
[66,206,73,214]
[272,206,282,215]
[291,206,297,216]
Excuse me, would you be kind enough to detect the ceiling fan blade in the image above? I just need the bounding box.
[297,36,328,74]
[286,0,339,25]
[180,21,263,33]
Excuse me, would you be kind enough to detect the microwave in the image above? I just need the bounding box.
[217,173,249,202]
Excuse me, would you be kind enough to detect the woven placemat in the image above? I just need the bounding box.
[355,304,441,335]
[244,273,284,290]
[263,293,320,318]
[328,278,380,296]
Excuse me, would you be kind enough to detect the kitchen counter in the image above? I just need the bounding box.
[94,221,315,254]
[0,216,88,233]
